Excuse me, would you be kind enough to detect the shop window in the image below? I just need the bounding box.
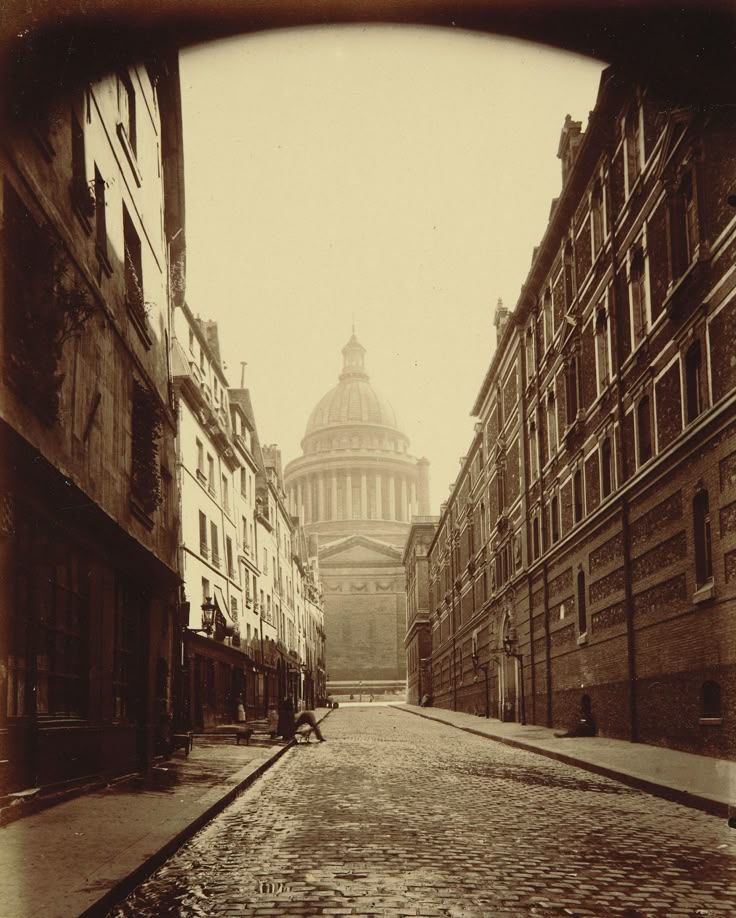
[113,580,143,722]
[685,340,702,424]
[693,490,713,587]
[33,540,90,718]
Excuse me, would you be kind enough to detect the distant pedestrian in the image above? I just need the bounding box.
[294,709,325,742]
[236,695,246,723]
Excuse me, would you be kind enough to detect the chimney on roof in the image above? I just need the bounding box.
[494,298,510,349]
[557,114,584,185]
[262,444,283,481]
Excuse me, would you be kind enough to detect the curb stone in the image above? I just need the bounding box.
[84,709,334,918]
[394,705,730,819]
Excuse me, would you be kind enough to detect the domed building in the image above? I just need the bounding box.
[284,334,430,697]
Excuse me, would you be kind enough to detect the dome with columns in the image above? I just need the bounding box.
[303,335,406,452]
[284,334,430,547]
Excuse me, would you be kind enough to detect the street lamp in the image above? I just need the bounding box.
[200,596,216,636]
[502,628,526,725]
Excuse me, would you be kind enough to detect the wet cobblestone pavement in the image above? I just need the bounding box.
[109,706,736,917]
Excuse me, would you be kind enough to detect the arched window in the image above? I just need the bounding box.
[577,570,587,634]
[701,681,721,718]
[601,437,613,498]
[629,245,649,346]
[573,469,583,523]
[685,340,702,424]
[532,513,541,560]
[693,490,713,587]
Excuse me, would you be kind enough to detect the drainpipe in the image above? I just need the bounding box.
[518,326,536,723]
[608,151,638,743]
[530,292,553,728]
[543,559,552,726]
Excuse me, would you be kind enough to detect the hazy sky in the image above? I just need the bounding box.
[180,26,604,513]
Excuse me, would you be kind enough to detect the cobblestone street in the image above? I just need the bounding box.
[110,706,736,917]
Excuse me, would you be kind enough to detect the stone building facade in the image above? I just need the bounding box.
[172,309,326,728]
[0,56,186,792]
[403,518,439,705]
[284,334,431,695]
[427,66,736,758]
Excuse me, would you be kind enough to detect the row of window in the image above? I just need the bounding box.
[195,438,254,509]
[433,480,715,632]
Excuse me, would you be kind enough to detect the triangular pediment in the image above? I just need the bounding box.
[319,533,403,565]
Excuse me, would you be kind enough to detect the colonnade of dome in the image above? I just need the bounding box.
[287,464,422,525]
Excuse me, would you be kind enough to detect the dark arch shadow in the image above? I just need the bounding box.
[2,0,735,127]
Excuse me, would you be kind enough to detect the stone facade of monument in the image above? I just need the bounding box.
[284,335,430,688]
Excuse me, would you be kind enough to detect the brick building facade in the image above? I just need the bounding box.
[427,67,736,758]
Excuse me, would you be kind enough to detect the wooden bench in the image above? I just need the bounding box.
[171,733,193,755]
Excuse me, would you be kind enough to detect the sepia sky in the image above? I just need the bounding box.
[179,25,605,513]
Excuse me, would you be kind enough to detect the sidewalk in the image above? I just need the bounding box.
[396,704,735,818]
[0,709,330,918]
